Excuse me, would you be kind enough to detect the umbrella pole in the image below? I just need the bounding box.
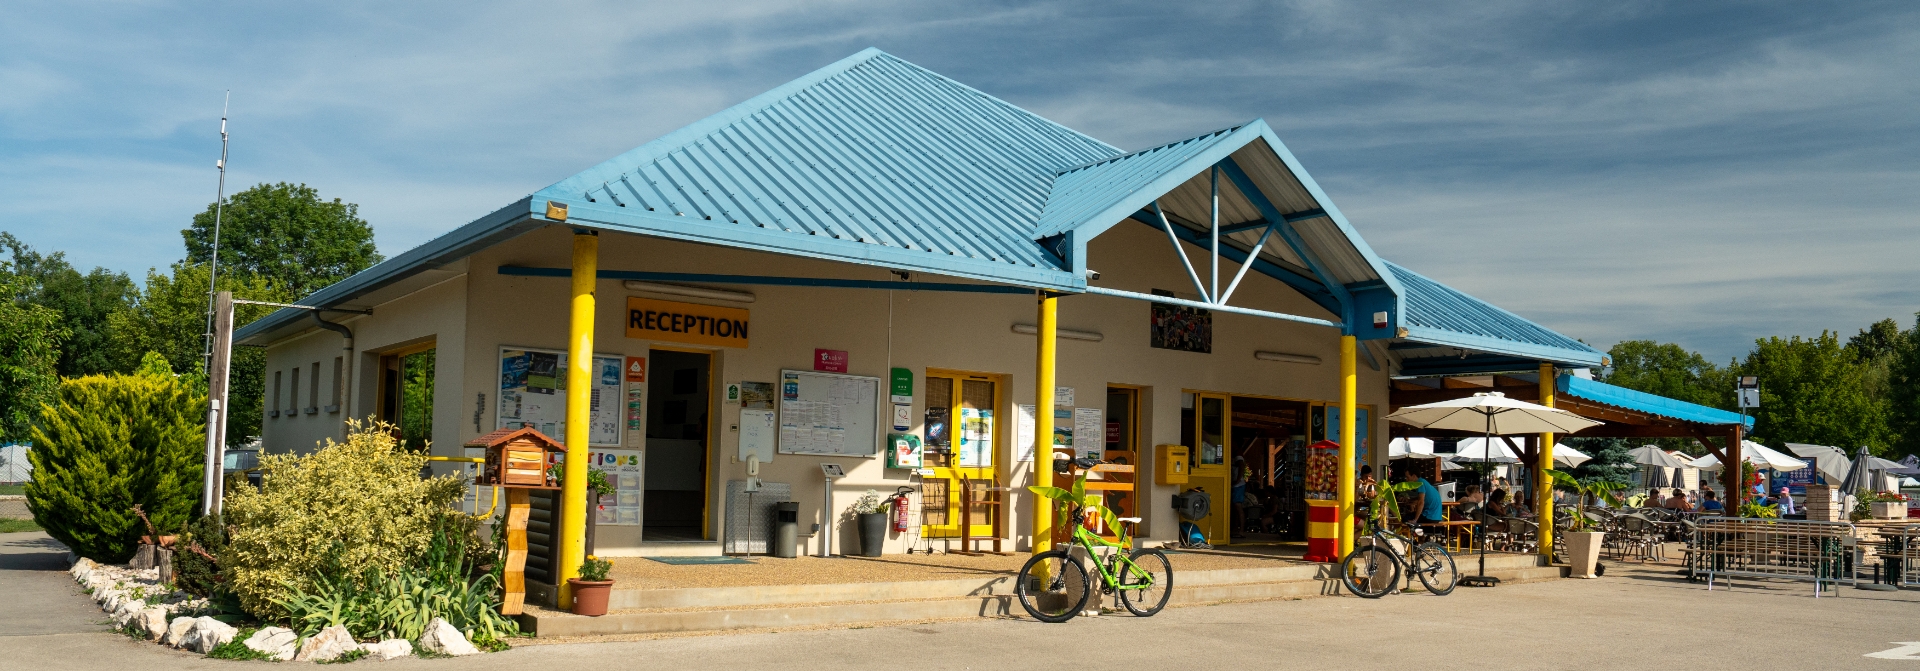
[1463,412,1501,587]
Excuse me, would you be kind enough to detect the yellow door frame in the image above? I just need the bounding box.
[1103,384,1144,537]
[923,368,1007,539]
[1188,391,1232,544]
[645,343,719,540]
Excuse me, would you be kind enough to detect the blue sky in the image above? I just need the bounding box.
[3,1,1915,363]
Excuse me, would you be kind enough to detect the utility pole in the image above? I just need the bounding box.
[202,291,234,516]
[201,92,231,375]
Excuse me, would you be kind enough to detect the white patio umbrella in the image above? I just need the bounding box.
[1629,445,1690,469]
[1552,443,1592,469]
[1386,392,1603,585]
[1387,437,1436,459]
[1784,443,1850,484]
[1687,441,1807,472]
[1450,437,1524,464]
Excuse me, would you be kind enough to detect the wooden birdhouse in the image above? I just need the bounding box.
[465,427,564,489]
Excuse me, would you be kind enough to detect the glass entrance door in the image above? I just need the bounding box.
[1185,392,1232,544]
[920,373,999,539]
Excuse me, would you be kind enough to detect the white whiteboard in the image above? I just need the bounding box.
[776,369,880,457]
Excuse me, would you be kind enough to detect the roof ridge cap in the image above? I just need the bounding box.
[1052,124,1244,176]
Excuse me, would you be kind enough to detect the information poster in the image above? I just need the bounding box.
[959,407,994,467]
[1073,408,1104,460]
[1016,404,1036,462]
[586,448,643,526]
[497,347,624,446]
[776,370,881,456]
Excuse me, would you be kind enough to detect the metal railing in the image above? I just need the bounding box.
[1690,516,1858,597]
[1896,525,1920,588]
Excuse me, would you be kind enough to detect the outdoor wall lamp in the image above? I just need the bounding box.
[622,280,756,304]
[1011,323,1103,342]
[1254,351,1322,365]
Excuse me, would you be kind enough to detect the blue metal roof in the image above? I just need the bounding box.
[1560,375,1752,428]
[537,48,1118,290]
[236,47,1601,367]
[1388,261,1607,369]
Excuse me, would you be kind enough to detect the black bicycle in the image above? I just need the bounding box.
[1340,519,1458,598]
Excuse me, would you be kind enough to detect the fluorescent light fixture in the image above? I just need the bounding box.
[1255,351,1322,365]
[1011,323,1103,342]
[622,280,756,303]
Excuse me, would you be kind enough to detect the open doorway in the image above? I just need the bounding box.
[1230,396,1311,544]
[377,345,435,453]
[644,348,711,542]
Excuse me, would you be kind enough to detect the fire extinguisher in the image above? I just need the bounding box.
[887,487,913,532]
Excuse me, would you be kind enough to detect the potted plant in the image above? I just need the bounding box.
[569,556,614,616]
[1869,491,1910,519]
[1544,469,1623,579]
[850,490,887,557]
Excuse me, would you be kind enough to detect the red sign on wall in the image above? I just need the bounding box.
[814,349,848,373]
[624,356,646,382]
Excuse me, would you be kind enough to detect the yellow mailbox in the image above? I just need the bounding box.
[1156,444,1190,485]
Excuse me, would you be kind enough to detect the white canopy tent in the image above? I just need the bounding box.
[1688,441,1806,472]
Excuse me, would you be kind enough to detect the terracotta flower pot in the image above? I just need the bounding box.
[1565,531,1604,579]
[568,578,614,616]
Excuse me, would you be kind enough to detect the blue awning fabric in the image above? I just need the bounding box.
[1558,375,1752,428]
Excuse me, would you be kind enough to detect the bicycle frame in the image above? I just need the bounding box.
[1061,502,1155,592]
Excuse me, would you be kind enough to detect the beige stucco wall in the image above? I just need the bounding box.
[263,220,1392,556]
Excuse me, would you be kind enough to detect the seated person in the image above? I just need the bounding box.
[1664,490,1693,511]
[1486,489,1518,518]
[1402,470,1446,527]
[1456,485,1484,517]
[1700,490,1725,512]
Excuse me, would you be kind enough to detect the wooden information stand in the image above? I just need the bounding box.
[465,428,565,615]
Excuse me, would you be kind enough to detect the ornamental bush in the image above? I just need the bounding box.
[24,369,204,562]
[222,419,466,618]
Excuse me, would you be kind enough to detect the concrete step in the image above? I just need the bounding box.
[520,553,1563,637]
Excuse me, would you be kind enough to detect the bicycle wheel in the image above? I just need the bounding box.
[1339,544,1400,599]
[1016,550,1090,623]
[1118,548,1173,617]
[1411,542,1458,596]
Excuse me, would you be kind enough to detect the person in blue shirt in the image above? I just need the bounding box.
[1700,490,1725,512]
[1402,470,1445,525]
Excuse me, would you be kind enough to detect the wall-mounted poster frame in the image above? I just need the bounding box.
[497,346,625,447]
[776,369,881,457]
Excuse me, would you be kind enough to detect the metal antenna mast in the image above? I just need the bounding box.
[201,92,231,375]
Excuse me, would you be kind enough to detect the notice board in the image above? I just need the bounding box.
[777,369,880,457]
[497,347,624,446]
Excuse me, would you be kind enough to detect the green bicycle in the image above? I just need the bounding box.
[1016,458,1173,623]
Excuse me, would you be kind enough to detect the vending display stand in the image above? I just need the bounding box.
[466,427,565,615]
[1301,440,1342,563]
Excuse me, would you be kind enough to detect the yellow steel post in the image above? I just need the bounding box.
[1536,362,1555,563]
[1032,292,1058,557]
[556,230,598,608]
[1337,335,1357,559]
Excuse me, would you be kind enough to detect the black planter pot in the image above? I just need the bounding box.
[858,512,888,557]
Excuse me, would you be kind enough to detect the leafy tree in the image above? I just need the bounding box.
[24,369,204,562]
[1885,314,1920,458]
[0,233,136,377]
[0,267,67,444]
[109,262,292,446]
[182,182,382,297]
[1735,331,1891,453]
[1566,436,1635,487]
[1848,318,1905,363]
[1599,340,1733,411]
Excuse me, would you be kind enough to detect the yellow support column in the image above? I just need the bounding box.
[556,229,598,608]
[1031,292,1058,556]
[1337,335,1357,559]
[1536,363,1555,563]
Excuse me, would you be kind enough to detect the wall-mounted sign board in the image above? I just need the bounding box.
[777,369,880,457]
[626,296,749,348]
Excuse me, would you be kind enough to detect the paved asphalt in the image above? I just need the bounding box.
[5,530,1917,670]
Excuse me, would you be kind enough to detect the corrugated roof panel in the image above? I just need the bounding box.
[1035,128,1239,237]
[1560,376,1750,427]
[1389,261,1603,364]
[541,48,1119,276]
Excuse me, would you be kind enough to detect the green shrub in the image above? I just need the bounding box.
[273,519,519,645]
[25,371,204,562]
[206,628,278,660]
[223,419,465,618]
[174,512,229,598]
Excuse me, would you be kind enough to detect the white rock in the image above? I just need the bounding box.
[418,618,480,656]
[293,625,357,662]
[70,557,96,579]
[183,617,237,654]
[137,608,169,641]
[243,627,299,661]
[162,616,197,647]
[358,639,414,661]
[112,600,145,626]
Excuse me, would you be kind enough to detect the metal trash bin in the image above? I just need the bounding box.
[773,502,800,558]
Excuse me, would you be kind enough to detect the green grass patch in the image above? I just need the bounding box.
[0,484,24,495]
[207,628,280,661]
[0,518,42,533]
[318,648,368,664]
